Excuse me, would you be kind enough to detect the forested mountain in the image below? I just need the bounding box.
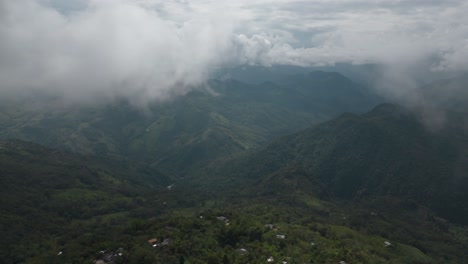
[1,74,468,263]
[0,72,380,176]
[200,103,468,224]
[3,0,468,262]
[3,139,467,264]
[0,139,174,262]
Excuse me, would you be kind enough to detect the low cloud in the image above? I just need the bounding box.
[0,0,235,104]
[1,0,467,104]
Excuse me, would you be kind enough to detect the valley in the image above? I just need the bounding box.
[1,72,468,263]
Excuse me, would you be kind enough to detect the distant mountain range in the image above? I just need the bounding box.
[0,71,380,176]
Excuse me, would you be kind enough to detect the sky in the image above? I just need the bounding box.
[1,0,467,103]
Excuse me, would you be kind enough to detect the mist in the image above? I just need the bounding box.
[1,0,468,105]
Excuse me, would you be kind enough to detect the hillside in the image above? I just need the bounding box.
[0,139,172,263]
[2,103,468,263]
[0,72,380,176]
[3,140,465,264]
[2,75,467,263]
[200,103,468,224]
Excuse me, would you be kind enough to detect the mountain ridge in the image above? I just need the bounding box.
[0,72,380,176]
[198,103,468,224]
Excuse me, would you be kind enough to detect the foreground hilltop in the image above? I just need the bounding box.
[0,139,171,262]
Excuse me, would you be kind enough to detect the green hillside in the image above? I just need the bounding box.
[3,139,458,264]
[0,139,172,263]
[1,75,467,263]
[0,72,379,176]
[201,103,468,224]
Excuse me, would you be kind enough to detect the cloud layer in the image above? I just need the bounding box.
[1,0,468,103]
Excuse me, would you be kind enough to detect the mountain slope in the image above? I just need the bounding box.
[0,72,380,176]
[0,139,171,262]
[202,103,468,224]
[0,139,448,264]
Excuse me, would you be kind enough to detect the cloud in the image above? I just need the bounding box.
[234,0,468,67]
[1,0,468,104]
[0,0,235,104]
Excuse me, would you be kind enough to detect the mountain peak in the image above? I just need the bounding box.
[369,103,402,113]
[366,103,413,119]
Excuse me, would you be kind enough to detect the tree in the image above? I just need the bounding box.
[222,254,230,264]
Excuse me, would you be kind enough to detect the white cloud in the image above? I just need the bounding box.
[0,0,236,103]
[1,0,467,103]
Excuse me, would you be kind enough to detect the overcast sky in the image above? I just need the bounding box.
[1,0,467,103]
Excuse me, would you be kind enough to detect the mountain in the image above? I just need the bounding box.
[2,81,468,262]
[215,64,383,86]
[4,73,467,263]
[2,140,463,264]
[0,140,445,264]
[201,103,468,224]
[0,72,380,176]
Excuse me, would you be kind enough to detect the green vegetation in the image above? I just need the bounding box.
[1,135,467,263]
[200,104,468,224]
[0,72,379,176]
[1,74,468,263]
[0,139,169,263]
